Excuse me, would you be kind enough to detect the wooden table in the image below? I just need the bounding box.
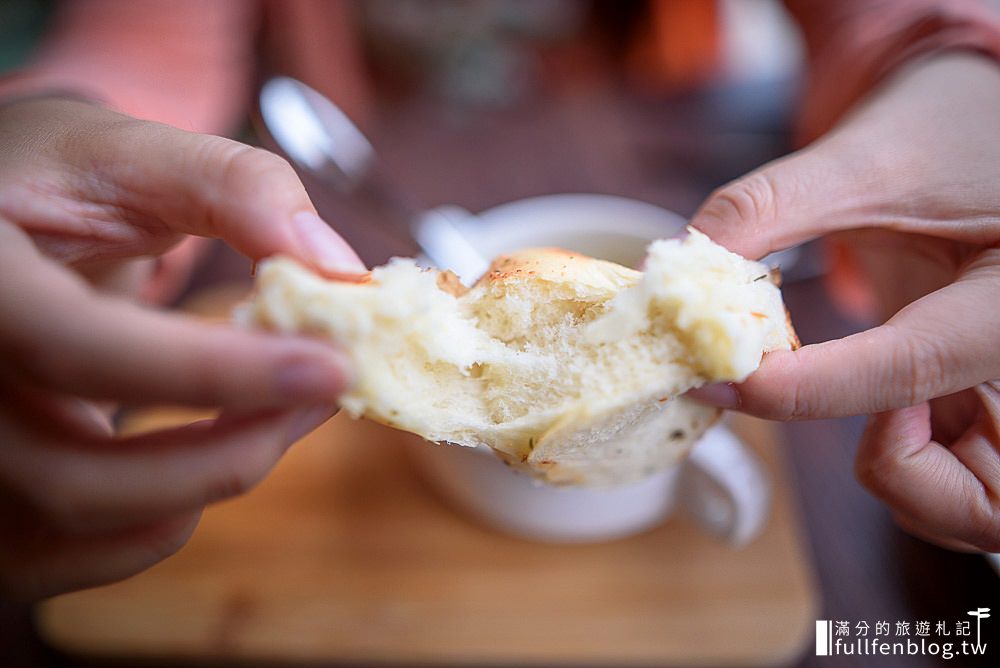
[4,76,1000,668]
[37,405,817,666]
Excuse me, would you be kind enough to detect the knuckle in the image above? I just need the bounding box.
[966,521,1000,553]
[783,378,813,421]
[199,142,305,239]
[142,514,200,564]
[853,460,876,493]
[854,444,890,493]
[205,469,255,501]
[220,144,297,194]
[961,484,1000,551]
[203,442,281,503]
[758,385,806,422]
[854,417,903,494]
[853,442,876,489]
[705,172,779,227]
[888,329,948,407]
[747,352,813,421]
[970,532,1000,553]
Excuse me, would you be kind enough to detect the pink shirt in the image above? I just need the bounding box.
[2,0,999,142]
[0,0,368,135]
[787,0,1000,142]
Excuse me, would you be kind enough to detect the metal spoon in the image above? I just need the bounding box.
[257,76,489,282]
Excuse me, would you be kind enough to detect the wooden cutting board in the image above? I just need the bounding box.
[37,286,819,666]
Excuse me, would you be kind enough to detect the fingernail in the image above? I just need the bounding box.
[291,211,367,273]
[688,382,741,409]
[285,404,338,446]
[274,346,354,401]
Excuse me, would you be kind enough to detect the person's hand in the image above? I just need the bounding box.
[689,52,1000,552]
[0,97,365,599]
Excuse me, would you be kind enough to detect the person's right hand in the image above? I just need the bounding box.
[688,52,1000,552]
[0,97,364,599]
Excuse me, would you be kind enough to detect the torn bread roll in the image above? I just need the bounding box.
[236,228,798,486]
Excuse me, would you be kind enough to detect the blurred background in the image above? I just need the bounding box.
[1,1,999,666]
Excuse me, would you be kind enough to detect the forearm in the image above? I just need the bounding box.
[0,0,258,135]
[786,0,1000,144]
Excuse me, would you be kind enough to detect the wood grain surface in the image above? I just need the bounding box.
[37,325,819,666]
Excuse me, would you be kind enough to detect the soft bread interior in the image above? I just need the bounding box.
[236,228,796,486]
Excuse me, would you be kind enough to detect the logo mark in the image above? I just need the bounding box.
[816,620,832,656]
[968,608,991,646]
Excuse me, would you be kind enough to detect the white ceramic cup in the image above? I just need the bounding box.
[409,194,771,545]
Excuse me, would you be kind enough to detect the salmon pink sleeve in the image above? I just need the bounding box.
[787,0,1000,143]
[0,0,257,135]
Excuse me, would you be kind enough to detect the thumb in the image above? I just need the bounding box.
[689,143,871,260]
[103,121,366,273]
[6,98,365,273]
[691,262,1000,421]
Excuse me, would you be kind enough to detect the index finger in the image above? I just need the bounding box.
[0,222,351,407]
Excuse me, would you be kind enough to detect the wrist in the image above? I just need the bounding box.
[887,49,1000,91]
[0,69,107,112]
[0,89,106,113]
[826,49,1000,145]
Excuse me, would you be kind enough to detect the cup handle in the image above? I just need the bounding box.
[676,424,771,547]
